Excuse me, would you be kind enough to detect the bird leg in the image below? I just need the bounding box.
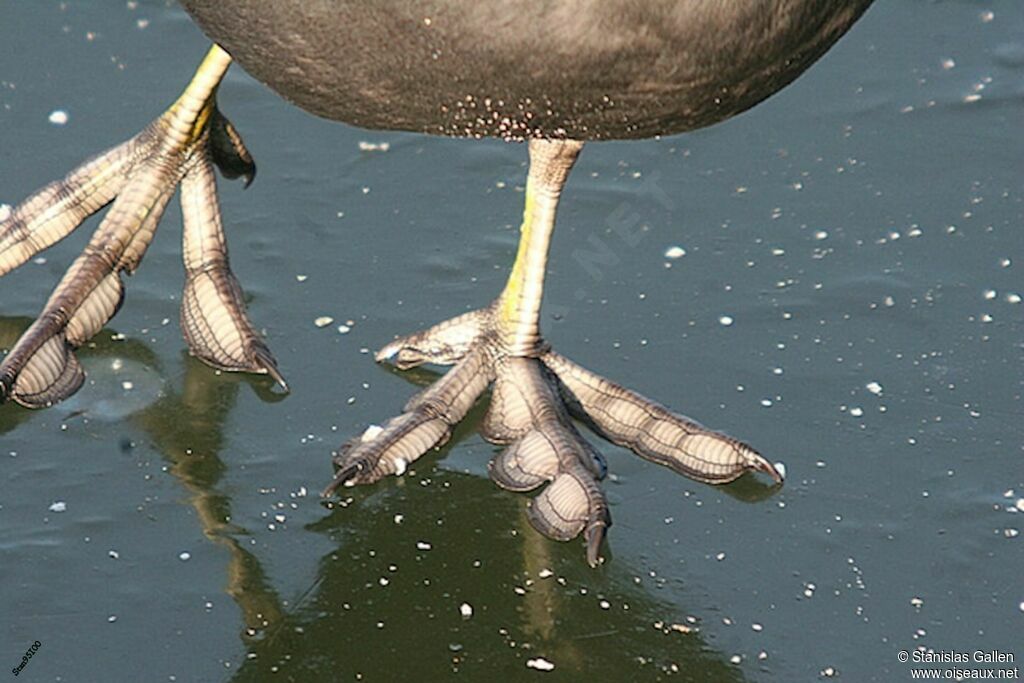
[324,139,782,566]
[0,45,285,407]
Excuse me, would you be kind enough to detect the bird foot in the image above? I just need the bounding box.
[0,58,285,407]
[323,303,782,566]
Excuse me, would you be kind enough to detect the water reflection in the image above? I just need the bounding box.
[134,353,287,637]
[227,472,748,681]
[1,317,754,680]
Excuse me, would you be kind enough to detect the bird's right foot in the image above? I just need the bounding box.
[0,45,285,408]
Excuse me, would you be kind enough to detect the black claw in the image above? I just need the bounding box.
[585,517,610,568]
[250,344,288,392]
[321,460,363,498]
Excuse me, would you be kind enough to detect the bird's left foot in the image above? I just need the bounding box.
[322,304,782,566]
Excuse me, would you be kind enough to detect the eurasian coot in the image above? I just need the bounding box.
[0,1,873,564]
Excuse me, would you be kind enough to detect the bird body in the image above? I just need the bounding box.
[181,0,872,140]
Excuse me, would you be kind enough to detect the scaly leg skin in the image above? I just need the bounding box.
[0,45,286,408]
[323,139,784,567]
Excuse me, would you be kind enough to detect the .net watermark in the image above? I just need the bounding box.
[898,649,1018,680]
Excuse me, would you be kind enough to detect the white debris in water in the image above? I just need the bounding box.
[107,615,117,623]
[108,550,120,560]
[337,324,351,334]
[849,407,864,417]
[774,462,787,480]
[664,245,686,259]
[361,424,384,442]
[274,514,286,524]
[459,602,473,619]
[378,577,389,587]
[1006,293,1021,304]
[1016,499,1024,513]
[866,381,883,396]
[296,274,308,282]
[48,501,67,513]
[980,10,994,22]
[0,203,11,221]
[715,552,726,561]
[941,58,956,70]
[538,568,554,579]
[393,457,407,476]
[822,666,837,677]
[718,315,734,327]
[760,398,773,408]
[179,551,191,561]
[1019,601,1024,613]
[526,658,555,672]
[358,141,391,152]
[752,623,763,632]
[121,381,134,391]
[730,655,742,664]
[48,109,69,125]
[393,513,404,524]
[314,316,334,328]
[910,597,924,607]
[416,541,432,551]
[599,599,611,610]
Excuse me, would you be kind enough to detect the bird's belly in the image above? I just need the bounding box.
[181,0,871,140]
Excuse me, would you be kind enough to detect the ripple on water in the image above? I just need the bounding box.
[56,357,165,421]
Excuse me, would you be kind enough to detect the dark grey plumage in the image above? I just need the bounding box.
[181,0,872,140]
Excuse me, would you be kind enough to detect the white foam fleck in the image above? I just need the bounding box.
[48,501,67,513]
[48,109,69,125]
[314,316,334,328]
[459,602,473,619]
[361,424,384,442]
[526,658,555,672]
[866,381,883,396]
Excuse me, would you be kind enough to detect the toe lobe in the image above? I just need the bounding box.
[179,152,285,387]
[543,350,776,484]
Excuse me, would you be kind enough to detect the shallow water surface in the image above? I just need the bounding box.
[1,2,1021,681]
